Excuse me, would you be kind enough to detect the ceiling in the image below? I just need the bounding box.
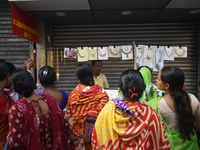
[9,0,200,25]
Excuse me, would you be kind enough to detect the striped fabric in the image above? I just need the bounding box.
[92,101,171,150]
[84,116,96,143]
[66,84,109,149]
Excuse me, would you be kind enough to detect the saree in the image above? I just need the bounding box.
[92,98,171,150]
[147,97,200,150]
[139,67,162,102]
[0,94,14,150]
[8,95,72,150]
[66,84,109,149]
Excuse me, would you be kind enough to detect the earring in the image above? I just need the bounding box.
[165,87,167,90]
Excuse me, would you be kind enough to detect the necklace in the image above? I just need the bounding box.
[98,47,107,57]
[121,46,132,58]
[77,48,88,58]
[136,47,144,68]
[155,48,163,70]
[110,47,121,55]
[175,48,185,56]
[165,47,174,57]
[144,47,153,60]
[65,49,76,58]
[89,48,97,57]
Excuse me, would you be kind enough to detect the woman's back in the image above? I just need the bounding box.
[159,93,200,130]
[36,66,68,110]
[8,94,71,150]
[8,69,72,150]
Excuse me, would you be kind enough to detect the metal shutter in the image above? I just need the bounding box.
[0,0,30,69]
[51,22,198,95]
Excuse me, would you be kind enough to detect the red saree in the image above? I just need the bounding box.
[92,100,171,150]
[0,93,14,150]
[66,84,109,149]
[8,95,71,150]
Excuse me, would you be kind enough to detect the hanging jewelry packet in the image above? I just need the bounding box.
[77,47,89,62]
[64,47,77,58]
[121,45,133,60]
[108,46,121,57]
[153,46,164,72]
[88,47,98,60]
[143,46,154,68]
[135,45,144,68]
[98,47,108,60]
[174,47,187,57]
[164,46,175,60]
[56,48,60,81]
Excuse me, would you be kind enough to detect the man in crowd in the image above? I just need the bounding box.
[92,60,109,89]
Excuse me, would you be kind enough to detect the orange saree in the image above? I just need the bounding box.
[66,84,109,149]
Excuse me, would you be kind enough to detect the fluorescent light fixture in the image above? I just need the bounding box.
[189,10,200,14]
[55,12,66,16]
[121,11,132,15]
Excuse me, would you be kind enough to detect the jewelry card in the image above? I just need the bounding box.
[98,47,108,60]
[108,46,121,57]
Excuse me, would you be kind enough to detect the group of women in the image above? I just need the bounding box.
[0,58,200,150]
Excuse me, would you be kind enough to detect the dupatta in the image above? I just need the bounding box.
[12,95,71,150]
[92,99,171,150]
[147,97,200,150]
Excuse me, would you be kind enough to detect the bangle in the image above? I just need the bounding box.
[27,70,31,73]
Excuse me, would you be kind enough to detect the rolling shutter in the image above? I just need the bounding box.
[51,22,198,95]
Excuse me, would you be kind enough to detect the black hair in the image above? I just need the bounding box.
[91,60,102,66]
[0,61,16,81]
[38,66,56,86]
[76,62,94,86]
[161,66,194,140]
[119,69,146,101]
[12,69,35,98]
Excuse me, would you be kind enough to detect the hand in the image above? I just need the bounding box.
[22,59,29,69]
[26,58,35,70]
[22,58,35,70]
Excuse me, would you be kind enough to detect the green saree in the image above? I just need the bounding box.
[147,97,200,150]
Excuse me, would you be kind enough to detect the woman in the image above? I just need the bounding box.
[34,66,68,110]
[66,62,109,150]
[147,66,200,149]
[8,69,72,150]
[92,69,171,150]
[0,61,15,150]
[137,66,162,102]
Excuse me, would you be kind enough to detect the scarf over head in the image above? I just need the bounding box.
[139,67,162,102]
